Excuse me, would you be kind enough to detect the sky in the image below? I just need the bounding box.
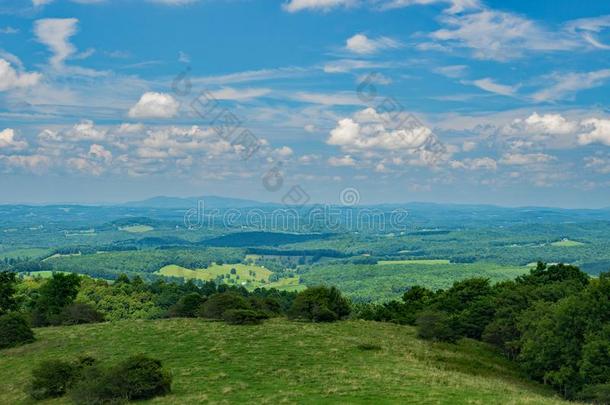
[1,0,610,207]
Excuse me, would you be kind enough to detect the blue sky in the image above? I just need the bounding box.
[1,0,610,207]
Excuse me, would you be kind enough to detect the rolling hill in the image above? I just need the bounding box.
[0,318,571,404]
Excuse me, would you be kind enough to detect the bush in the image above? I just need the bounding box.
[415,310,459,343]
[167,293,203,318]
[56,302,105,326]
[71,355,171,404]
[222,309,269,325]
[29,360,77,400]
[0,312,34,349]
[577,384,610,403]
[289,286,351,322]
[198,292,249,319]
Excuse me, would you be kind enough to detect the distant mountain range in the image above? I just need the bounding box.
[123,195,280,209]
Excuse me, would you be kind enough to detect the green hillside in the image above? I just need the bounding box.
[0,319,571,404]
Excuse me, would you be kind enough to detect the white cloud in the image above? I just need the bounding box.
[0,128,28,150]
[148,0,200,4]
[0,155,50,172]
[283,0,355,12]
[462,140,476,151]
[128,92,180,119]
[67,120,108,141]
[34,18,79,69]
[379,0,480,14]
[430,10,578,61]
[532,69,610,102]
[327,107,449,167]
[345,33,402,54]
[328,155,356,166]
[449,157,496,170]
[32,0,54,6]
[565,15,610,50]
[0,59,41,91]
[291,91,362,105]
[434,64,468,78]
[500,152,556,166]
[584,155,610,174]
[470,78,518,96]
[210,87,271,101]
[578,118,610,146]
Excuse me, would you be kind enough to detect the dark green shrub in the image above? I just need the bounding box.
[167,293,203,318]
[198,292,249,319]
[113,355,172,400]
[312,305,338,322]
[28,360,77,400]
[56,302,105,326]
[71,355,171,404]
[0,312,34,349]
[288,286,350,322]
[577,384,610,403]
[416,310,459,343]
[222,309,269,325]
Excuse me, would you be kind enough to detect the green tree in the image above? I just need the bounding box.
[0,271,17,315]
[32,273,81,326]
[289,286,350,322]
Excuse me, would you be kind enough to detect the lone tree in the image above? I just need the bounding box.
[289,286,351,322]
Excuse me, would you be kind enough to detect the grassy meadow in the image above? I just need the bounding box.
[0,319,571,405]
[157,263,273,283]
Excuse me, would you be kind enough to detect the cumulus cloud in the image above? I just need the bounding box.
[578,118,610,146]
[128,92,180,119]
[345,33,402,54]
[0,128,28,150]
[0,59,41,91]
[327,107,449,167]
[2,120,290,178]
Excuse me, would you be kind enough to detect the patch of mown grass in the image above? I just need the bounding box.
[0,319,571,404]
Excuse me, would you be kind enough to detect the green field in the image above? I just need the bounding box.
[266,276,305,292]
[301,262,531,302]
[551,239,585,247]
[0,319,570,404]
[119,225,154,233]
[378,259,452,265]
[0,248,52,260]
[157,263,273,284]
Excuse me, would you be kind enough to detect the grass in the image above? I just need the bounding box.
[119,225,154,233]
[301,262,531,302]
[266,276,306,292]
[157,263,273,284]
[0,248,52,260]
[0,318,571,404]
[551,239,585,247]
[378,259,452,265]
